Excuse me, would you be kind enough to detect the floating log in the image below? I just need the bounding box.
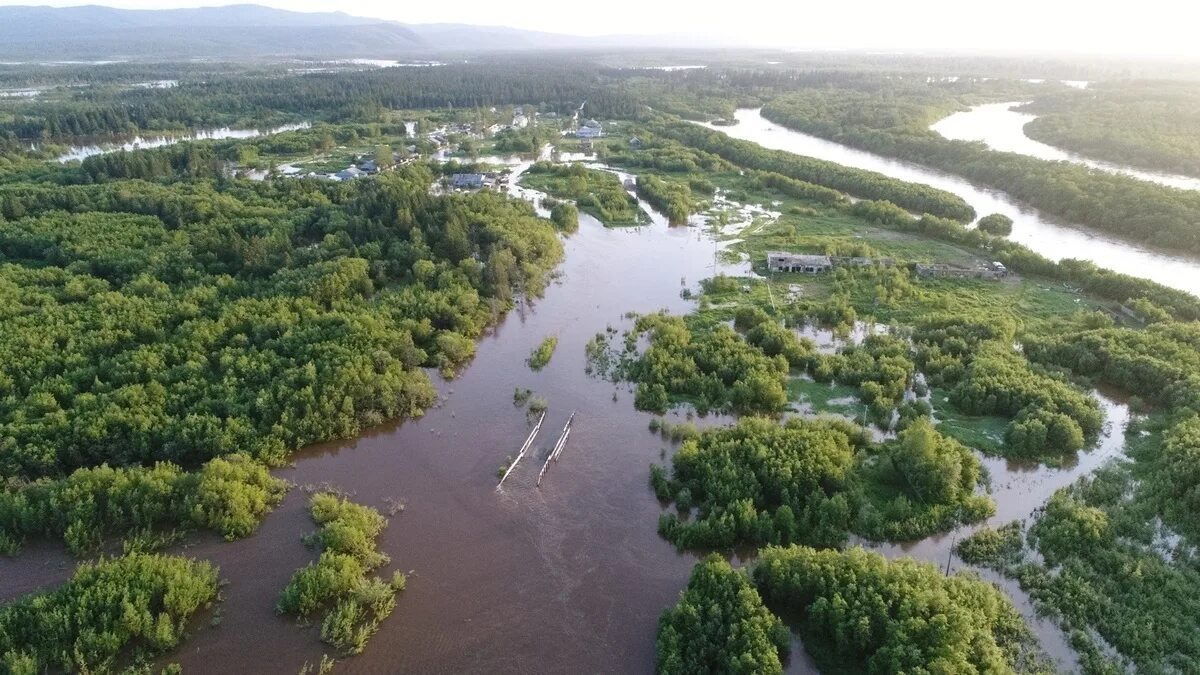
[496,411,545,489]
[537,411,575,487]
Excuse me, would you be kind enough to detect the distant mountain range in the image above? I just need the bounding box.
[0,4,726,60]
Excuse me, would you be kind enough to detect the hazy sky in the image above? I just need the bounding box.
[7,0,1200,57]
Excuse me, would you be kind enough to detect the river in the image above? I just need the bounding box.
[707,109,1200,296]
[0,148,1125,673]
[932,101,1200,191]
[53,122,311,163]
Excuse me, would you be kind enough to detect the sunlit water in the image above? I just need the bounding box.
[932,101,1200,190]
[707,109,1200,295]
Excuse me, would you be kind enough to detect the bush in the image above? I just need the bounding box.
[977,213,1014,236]
[278,493,401,656]
[0,553,219,673]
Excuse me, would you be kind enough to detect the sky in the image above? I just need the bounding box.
[5,0,1200,57]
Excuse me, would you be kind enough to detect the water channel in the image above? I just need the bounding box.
[707,108,1200,295]
[52,122,311,163]
[0,131,1146,672]
[931,101,1200,191]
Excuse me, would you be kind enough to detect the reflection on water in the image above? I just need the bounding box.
[707,109,1200,295]
[54,122,311,162]
[932,101,1200,190]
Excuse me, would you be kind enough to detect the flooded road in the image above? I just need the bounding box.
[709,108,1200,295]
[932,101,1200,191]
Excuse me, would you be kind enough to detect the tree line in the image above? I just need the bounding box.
[761,84,1200,256]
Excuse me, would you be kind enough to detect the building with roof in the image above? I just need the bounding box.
[451,173,486,189]
[766,252,833,273]
[334,166,366,181]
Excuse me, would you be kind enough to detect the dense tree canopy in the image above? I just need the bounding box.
[651,416,992,548]
[753,546,1050,675]
[1022,81,1200,178]
[656,555,789,675]
[0,454,286,555]
[0,164,562,484]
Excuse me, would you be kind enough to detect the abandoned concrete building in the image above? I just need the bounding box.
[766,253,833,273]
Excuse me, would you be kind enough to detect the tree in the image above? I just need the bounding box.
[657,555,788,675]
[887,418,966,504]
[373,144,393,170]
[977,213,1014,236]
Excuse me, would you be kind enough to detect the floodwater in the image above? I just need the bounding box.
[53,122,311,162]
[0,161,802,674]
[862,389,1134,673]
[708,109,1200,295]
[0,153,1129,674]
[932,101,1200,190]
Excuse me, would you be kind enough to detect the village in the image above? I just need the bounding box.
[257,108,605,191]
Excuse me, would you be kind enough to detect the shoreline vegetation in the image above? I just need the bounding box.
[758,84,1200,255]
[278,493,405,656]
[1,52,1198,674]
[519,161,649,226]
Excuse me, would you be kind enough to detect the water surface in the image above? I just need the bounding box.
[0,153,1121,674]
[54,122,311,162]
[708,109,1200,295]
[932,101,1200,190]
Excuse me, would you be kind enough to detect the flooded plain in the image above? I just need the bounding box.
[0,142,1146,674]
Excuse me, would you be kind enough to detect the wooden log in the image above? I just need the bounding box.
[536,411,575,487]
[496,411,545,489]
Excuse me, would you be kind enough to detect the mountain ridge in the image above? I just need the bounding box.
[0,3,719,59]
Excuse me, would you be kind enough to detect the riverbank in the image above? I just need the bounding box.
[711,108,1200,295]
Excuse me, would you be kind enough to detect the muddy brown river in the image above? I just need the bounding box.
[0,156,1135,674]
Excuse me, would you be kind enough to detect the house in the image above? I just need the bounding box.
[767,252,832,274]
[334,167,366,181]
[358,159,378,173]
[577,118,603,139]
[629,136,643,147]
[451,173,486,189]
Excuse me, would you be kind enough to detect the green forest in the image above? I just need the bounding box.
[758,81,1200,254]
[1022,81,1200,178]
[2,50,1200,675]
